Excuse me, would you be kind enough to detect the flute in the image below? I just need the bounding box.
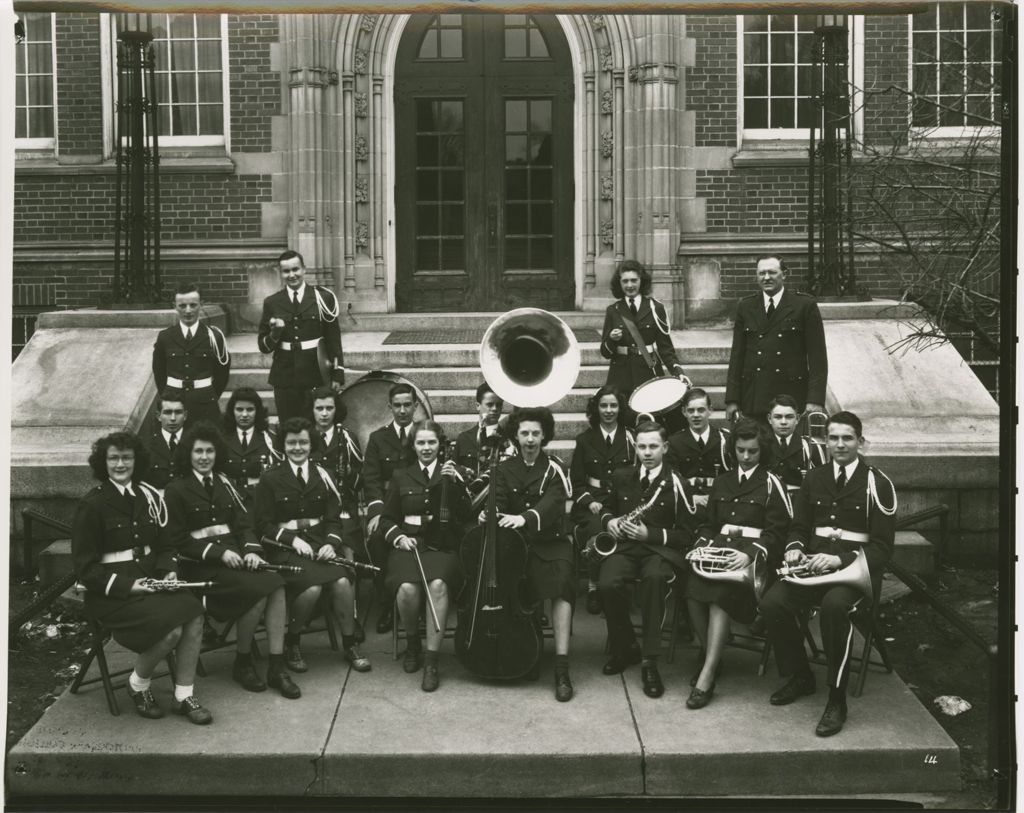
[177,555,303,575]
[260,537,382,573]
[140,578,216,592]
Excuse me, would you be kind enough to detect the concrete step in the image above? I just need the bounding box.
[225,364,730,391]
[337,311,608,331]
[6,611,959,797]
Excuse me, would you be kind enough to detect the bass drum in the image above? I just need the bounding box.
[628,375,688,433]
[338,371,432,452]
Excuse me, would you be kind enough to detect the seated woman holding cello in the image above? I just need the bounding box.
[684,418,791,709]
[492,406,575,702]
[380,420,470,692]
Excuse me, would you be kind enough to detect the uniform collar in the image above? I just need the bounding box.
[763,288,785,311]
[179,321,199,339]
[737,464,758,482]
[291,461,310,480]
[288,282,307,303]
[690,426,711,445]
[109,479,135,497]
[601,426,617,444]
[162,427,180,445]
[641,463,663,481]
[833,459,859,480]
[420,459,438,479]
[193,469,213,485]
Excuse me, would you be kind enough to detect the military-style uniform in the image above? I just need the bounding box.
[380,463,470,598]
[759,457,896,690]
[688,466,792,623]
[252,462,353,591]
[665,425,735,501]
[71,480,204,653]
[600,296,685,399]
[598,464,697,659]
[569,425,635,565]
[363,422,418,567]
[311,422,364,551]
[152,321,231,427]
[143,428,180,491]
[493,452,574,604]
[725,288,828,416]
[768,433,828,491]
[222,427,283,502]
[257,284,344,425]
[165,471,284,621]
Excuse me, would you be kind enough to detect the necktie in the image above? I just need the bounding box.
[293,290,300,306]
[399,426,407,444]
[766,297,775,319]
[629,298,638,317]
[185,327,192,341]
[296,466,306,487]
[168,432,178,457]
[836,467,847,490]
[697,435,706,450]
[241,430,249,449]
[640,473,650,490]
[422,466,431,480]
[203,475,213,497]
[321,431,329,448]
[605,434,613,449]
[123,485,136,509]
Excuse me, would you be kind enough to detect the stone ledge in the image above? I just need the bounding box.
[37,305,227,331]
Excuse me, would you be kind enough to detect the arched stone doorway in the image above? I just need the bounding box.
[393,14,575,311]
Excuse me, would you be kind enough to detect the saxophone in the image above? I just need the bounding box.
[586,480,666,559]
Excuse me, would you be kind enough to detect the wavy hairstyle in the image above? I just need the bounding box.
[507,406,555,447]
[223,387,270,434]
[87,431,150,483]
[586,384,628,429]
[610,259,653,299]
[731,418,774,466]
[307,385,348,424]
[174,420,229,475]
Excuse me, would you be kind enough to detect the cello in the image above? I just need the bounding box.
[454,309,581,681]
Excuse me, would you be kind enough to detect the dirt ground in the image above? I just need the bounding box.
[5,566,1005,808]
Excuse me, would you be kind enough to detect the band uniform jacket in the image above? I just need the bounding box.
[569,426,636,526]
[725,288,828,415]
[152,322,230,406]
[222,428,283,499]
[257,285,345,389]
[363,423,418,521]
[310,423,363,508]
[72,480,175,603]
[785,457,896,586]
[143,429,178,490]
[252,463,345,552]
[380,465,471,552]
[695,466,792,568]
[600,296,685,395]
[599,464,698,569]
[164,472,262,561]
[666,426,735,493]
[493,452,573,563]
[768,433,828,490]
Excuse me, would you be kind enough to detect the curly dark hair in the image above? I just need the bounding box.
[174,421,229,475]
[223,387,270,434]
[87,431,150,483]
[586,385,628,429]
[307,385,348,424]
[507,406,555,447]
[610,259,653,299]
[731,418,774,466]
[276,417,316,453]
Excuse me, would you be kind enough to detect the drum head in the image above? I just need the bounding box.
[628,376,688,415]
[338,371,432,452]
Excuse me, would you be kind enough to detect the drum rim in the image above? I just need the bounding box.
[628,375,688,413]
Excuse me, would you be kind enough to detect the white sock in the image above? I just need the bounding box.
[174,683,194,702]
[128,670,151,693]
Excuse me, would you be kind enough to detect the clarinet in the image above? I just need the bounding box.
[177,555,302,575]
[140,578,216,592]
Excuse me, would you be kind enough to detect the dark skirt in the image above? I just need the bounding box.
[526,555,576,605]
[685,570,757,624]
[265,547,354,592]
[178,558,284,622]
[83,558,204,653]
[385,548,465,599]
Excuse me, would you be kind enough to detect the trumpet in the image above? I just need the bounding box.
[776,548,873,602]
[585,481,665,559]
[140,578,215,592]
[260,537,382,573]
[686,543,766,598]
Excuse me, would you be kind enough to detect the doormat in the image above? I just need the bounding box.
[382,328,601,345]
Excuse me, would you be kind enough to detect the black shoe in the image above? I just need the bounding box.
[641,663,664,698]
[267,670,302,699]
[353,618,366,644]
[770,673,816,706]
[402,648,424,674]
[686,683,715,710]
[232,661,267,693]
[344,645,372,672]
[284,643,308,673]
[690,657,721,688]
[171,695,213,725]
[375,606,394,634]
[421,663,440,693]
[585,590,602,615]
[815,699,847,737]
[127,688,164,719]
[555,670,574,702]
[602,645,642,675]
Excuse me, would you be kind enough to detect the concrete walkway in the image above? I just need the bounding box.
[7,609,959,799]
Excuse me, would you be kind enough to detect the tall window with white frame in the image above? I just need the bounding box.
[740,14,818,136]
[910,3,1000,130]
[15,12,55,147]
[113,13,226,145]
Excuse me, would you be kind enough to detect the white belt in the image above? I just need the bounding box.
[719,524,762,539]
[339,510,351,519]
[247,477,261,486]
[165,376,213,389]
[189,524,231,539]
[404,515,433,526]
[614,343,656,355]
[279,338,320,351]
[278,517,321,530]
[100,546,151,563]
[586,477,604,489]
[815,527,869,543]
[786,484,801,492]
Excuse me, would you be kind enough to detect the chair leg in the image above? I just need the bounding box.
[758,637,772,677]
[801,614,820,658]
[667,589,682,664]
[392,598,400,660]
[94,640,121,716]
[853,621,874,698]
[69,629,101,696]
[324,606,339,651]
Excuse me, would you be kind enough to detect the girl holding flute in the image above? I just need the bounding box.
[380,420,470,692]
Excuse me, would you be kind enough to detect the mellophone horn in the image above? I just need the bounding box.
[686,543,767,599]
[777,548,874,603]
